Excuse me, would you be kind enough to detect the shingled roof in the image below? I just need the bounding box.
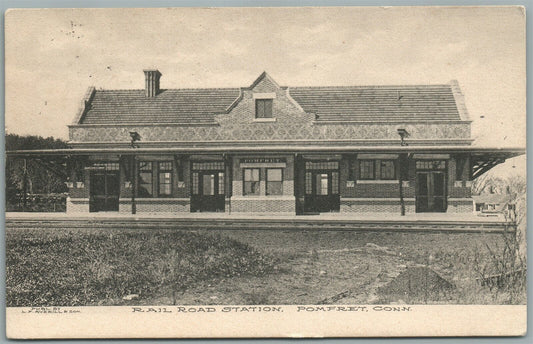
[290,85,462,122]
[77,78,464,125]
[79,88,241,125]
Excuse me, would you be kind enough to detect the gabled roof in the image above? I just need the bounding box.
[290,85,462,122]
[76,73,465,125]
[247,71,281,90]
[472,194,512,204]
[79,88,240,125]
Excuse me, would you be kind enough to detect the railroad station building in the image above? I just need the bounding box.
[10,70,523,215]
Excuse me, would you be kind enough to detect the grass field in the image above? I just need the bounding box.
[6,228,275,306]
[6,226,526,306]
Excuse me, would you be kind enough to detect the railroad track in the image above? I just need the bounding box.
[5,217,515,233]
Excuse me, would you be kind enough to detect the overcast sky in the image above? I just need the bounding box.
[5,6,525,153]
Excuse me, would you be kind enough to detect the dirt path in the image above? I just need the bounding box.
[143,242,410,305]
[131,229,512,305]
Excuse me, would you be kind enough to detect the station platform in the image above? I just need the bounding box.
[5,211,514,233]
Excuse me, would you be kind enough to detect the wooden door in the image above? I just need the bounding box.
[191,170,225,212]
[304,170,340,213]
[416,171,447,212]
[89,170,119,212]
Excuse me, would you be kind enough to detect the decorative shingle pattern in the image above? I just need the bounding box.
[70,122,471,143]
[80,88,241,124]
[289,85,461,122]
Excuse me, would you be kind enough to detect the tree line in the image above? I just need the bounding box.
[5,133,69,202]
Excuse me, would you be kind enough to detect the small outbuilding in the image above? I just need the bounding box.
[473,194,515,216]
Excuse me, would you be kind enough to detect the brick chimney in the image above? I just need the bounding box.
[143,69,161,97]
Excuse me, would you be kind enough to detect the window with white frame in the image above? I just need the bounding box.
[158,162,172,196]
[266,169,283,195]
[138,162,153,197]
[359,160,396,180]
[380,160,396,180]
[359,160,375,180]
[243,168,260,195]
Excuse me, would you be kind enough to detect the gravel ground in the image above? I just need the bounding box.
[138,229,516,305]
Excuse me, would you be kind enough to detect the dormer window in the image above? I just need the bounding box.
[255,99,273,118]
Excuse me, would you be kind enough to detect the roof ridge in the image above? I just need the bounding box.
[96,87,241,92]
[94,85,452,92]
[290,84,451,89]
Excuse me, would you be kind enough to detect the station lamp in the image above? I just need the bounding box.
[129,131,141,148]
[397,128,410,146]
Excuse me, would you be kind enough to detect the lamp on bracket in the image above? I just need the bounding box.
[397,128,410,146]
[129,131,141,148]
[128,131,141,214]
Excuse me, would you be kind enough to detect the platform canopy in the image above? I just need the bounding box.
[6,145,524,179]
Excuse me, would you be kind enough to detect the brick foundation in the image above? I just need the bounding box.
[447,198,474,213]
[230,196,295,214]
[283,180,294,195]
[68,196,472,215]
[232,180,243,196]
[119,198,190,213]
[341,198,416,213]
[66,198,90,213]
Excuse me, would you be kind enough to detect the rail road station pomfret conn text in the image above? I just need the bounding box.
[131,306,284,313]
[296,306,411,312]
[130,306,412,313]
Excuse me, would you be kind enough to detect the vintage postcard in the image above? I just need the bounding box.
[4,6,526,338]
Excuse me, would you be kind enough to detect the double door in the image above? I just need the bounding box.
[416,171,446,212]
[191,170,225,212]
[89,170,120,212]
[304,170,340,213]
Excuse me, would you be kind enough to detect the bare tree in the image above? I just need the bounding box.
[505,175,527,201]
[474,174,527,304]
[471,173,505,195]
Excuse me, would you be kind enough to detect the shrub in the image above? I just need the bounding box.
[6,193,67,212]
[6,229,277,306]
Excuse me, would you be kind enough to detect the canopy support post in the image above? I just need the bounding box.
[22,158,28,211]
[399,153,408,216]
[131,155,136,215]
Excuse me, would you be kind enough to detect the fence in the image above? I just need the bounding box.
[6,193,67,212]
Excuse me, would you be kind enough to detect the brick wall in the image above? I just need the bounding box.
[341,198,416,213]
[342,158,471,200]
[405,160,417,198]
[448,198,474,213]
[283,180,294,196]
[119,163,132,198]
[116,156,189,199]
[339,155,472,214]
[179,159,190,198]
[67,167,90,212]
[229,153,296,213]
[232,180,243,196]
[345,182,401,198]
[449,186,471,198]
[119,199,190,213]
[230,196,295,213]
[448,154,472,198]
[68,153,474,215]
[340,157,415,198]
[72,167,91,198]
[231,155,294,197]
[66,198,89,213]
